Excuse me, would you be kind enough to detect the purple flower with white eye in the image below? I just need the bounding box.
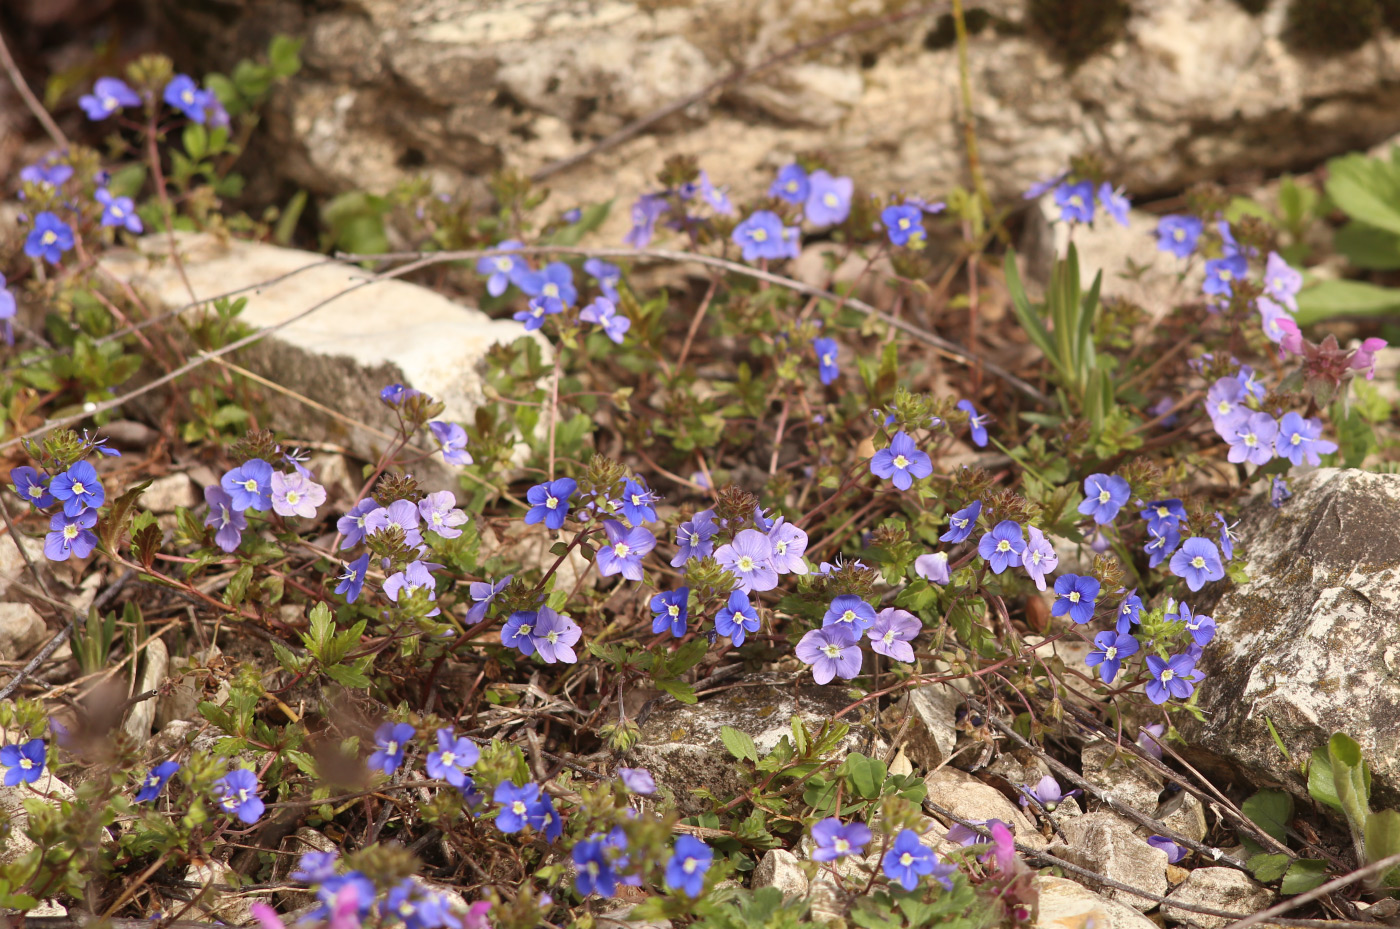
[618,767,656,794]
[1146,653,1198,704]
[1144,522,1181,569]
[25,212,74,265]
[50,460,104,517]
[11,466,54,509]
[531,608,581,663]
[213,768,265,824]
[1178,602,1216,646]
[767,517,809,575]
[135,760,179,802]
[502,610,540,656]
[337,499,381,549]
[714,590,759,646]
[1258,296,1294,346]
[1078,473,1131,524]
[805,170,853,226]
[1086,630,1138,684]
[1226,412,1278,466]
[1216,512,1240,561]
[44,510,98,562]
[270,470,326,518]
[733,210,790,262]
[882,829,947,891]
[335,554,369,603]
[79,77,141,120]
[1,739,46,786]
[384,561,439,616]
[1171,537,1225,591]
[476,239,527,296]
[428,421,473,466]
[515,295,563,330]
[426,729,479,786]
[671,509,718,567]
[1018,775,1079,813]
[369,722,415,776]
[824,595,877,632]
[1021,526,1058,591]
[1053,181,1095,224]
[1147,836,1187,864]
[580,297,630,344]
[956,399,990,447]
[882,204,925,247]
[19,159,73,191]
[1140,499,1186,534]
[650,588,690,637]
[365,499,424,549]
[1117,588,1144,633]
[811,818,872,862]
[1264,251,1302,312]
[1275,412,1337,467]
[624,194,668,248]
[813,337,840,385]
[871,431,933,491]
[466,575,512,623]
[909,554,947,587]
[621,478,658,526]
[770,164,809,203]
[977,520,1025,574]
[419,491,467,539]
[596,520,655,582]
[1206,376,1246,428]
[714,528,778,593]
[525,478,577,531]
[203,485,246,553]
[795,625,862,685]
[868,608,920,662]
[1204,253,1248,298]
[95,188,143,234]
[699,172,734,215]
[584,258,622,302]
[519,261,577,306]
[222,458,273,512]
[946,818,1008,847]
[666,835,712,898]
[380,383,421,405]
[1097,182,1130,227]
[1138,723,1166,759]
[163,74,211,123]
[1051,574,1100,625]
[1156,215,1202,258]
[941,500,981,543]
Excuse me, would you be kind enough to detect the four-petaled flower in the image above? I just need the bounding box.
[270,470,327,518]
[135,760,180,802]
[335,554,370,603]
[0,739,46,786]
[1053,181,1095,224]
[1078,473,1131,524]
[96,188,143,233]
[795,625,863,685]
[978,520,1025,574]
[426,729,479,786]
[44,511,98,562]
[597,520,656,581]
[1226,411,1277,466]
[8,466,52,509]
[1170,536,1226,592]
[1021,526,1058,591]
[80,77,141,120]
[805,170,853,226]
[214,768,265,824]
[714,590,759,645]
[369,722,416,776]
[823,594,877,632]
[222,458,274,512]
[941,500,982,543]
[882,829,945,891]
[813,337,840,385]
[870,431,933,491]
[580,297,630,344]
[733,210,791,262]
[203,485,246,553]
[868,608,920,662]
[1156,215,1202,258]
[1086,630,1138,683]
[476,239,527,296]
[956,400,990,447]
[163,74,211,123]
[1146,653,1199,704]
[49,460,105,516]
[811,817,871,862]
[1051,573,1100,625]
[525,478,577,530]
[428,421,473,466]
[1275,412,1337,467]
[1203,253,1248,298]
[665,835,713,898]
[25,212,74,265]
[767,517,809,575]
[882,204,925,247]
[714,528,778,593]
[770,164,809,204]
[650,588,691,638]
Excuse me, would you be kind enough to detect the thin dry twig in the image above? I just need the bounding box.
[0,27,68,147]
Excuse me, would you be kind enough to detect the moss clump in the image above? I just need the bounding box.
[1025,0,1131,68]
[1283,0,1381,53]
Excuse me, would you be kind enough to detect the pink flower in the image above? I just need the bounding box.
[1350,337,1387,379]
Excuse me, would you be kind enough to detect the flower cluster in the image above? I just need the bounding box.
[9,434,120,563]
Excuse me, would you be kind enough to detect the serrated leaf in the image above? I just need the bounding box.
[654,678,696,705]
[720,726,759,764]
[324,662,372,689]
[1280,859,1329,895]
[1248,852,1291,883]
[99,479,152,554]
[224,563,254,608]
[1242,789,1294,844]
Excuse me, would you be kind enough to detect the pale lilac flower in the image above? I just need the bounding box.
[767,517,809,575]
[915,552,950,584]
[868,608,920,662]
[714,528,778,593]
[419,491,467,539]
[1020,526,1058,591]
[270,470,326,518]
[365,499,424,549]
[795,625,862,684]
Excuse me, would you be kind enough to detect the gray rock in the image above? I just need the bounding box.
[1047,812,1169,912]
[880,681,961,773]
[101,234,541,488]
[1033,874,1159,929]
[185,859,268,923]
[152,0,1400,242]
[1082,738,1163,816]
[123,636,170,742]
[0,534,47,601]
[1184,469,1400,806]
[923,767,1043,848]
[0,602,46,660]
[142,473,199,514]
[1156,790,1208,844]
[629,672,886,817]
[596,904,673,928]
[0,769,75,865]
[1163,867,1274,929]
[752,848,808,901]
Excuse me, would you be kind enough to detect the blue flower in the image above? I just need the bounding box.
[1097,182,1130,227]
[977,520,1025,574]
[805,170,853,226]
[584,257,622,302]
[1275,412,1336,467]
[795,624,862,684]
[624,194,668,248]
[11,466,54,509]
[1203,253,1248,298]
[870,431,933,491]
[49,460,105,517]
[515,295,564,330]
[1053,181,1095,224]
[597,520,656,581]
[868,608,920,662]
[956,399,990,447]
[428,421,473,466]
[1156,215,1202,258]
[135,760,180,802]
[823,594,877,633]
[650,588,690,637]
[671,509,718,567]
[1144,522,1181,569]
[1225,412,1277,466]
[1264,251,1303,312]
[519,261,577,306]
[1169,537,1225,592]
[163,74,211,123]
[1086,630,1138,683]
[665,836,713,898]
[621,478,658,525]
[770,164,809,203]
[881,204,925,247]
[767,517,809,575]
[1116,588,1143,633]
[426,729,479,786]
[369,722,415,776]
[466,575,512,623]
[476,239,527,296]
[1077,473,1131,525]
[580,297,630,344]
[699,172,734,215]
[380,383,422,405]
[382,879,458,929]
[915,552,950,584]
[813,337,840,385]
[213,768,265,824]
[733,210,790,262]
[1216,513,1240,562]
[290,850,340,884]
[335,554,370,603]
[1147,835,1188,864]
[1051,574,1100,625]
[384,561,440,616]
[882,829,939,891]
[493,781,543,833]
[221,458,274,512]
[714,528,778,593]
[419,491,466,539]
[574,835,619,898]
[812,817,872,862]
[203,485,246,554]
[1145,653,1198,704]
[1,739,46,786]
[79,77,141,120]
[1140,499,1186,534]
[1176,602,1216,646]
[96,188,143,234]
[941,500,982,544]
[714,590,759,646]
[524,478,577,531]
[336,500,380,549]
[25,212,74,265]
[1271,475,1291,508]
[502,610,541,657]
[45,511,98,562]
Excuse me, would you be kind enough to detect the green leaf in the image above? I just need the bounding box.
[274,189,308,246]
[324,662,372,689]
[1003,250,1061,376]
[1278,175,1319,231]
[544,199,613,246]
[1325,151,1400,236]
[183,124,208,162]
[1295,279,1400,325]
[720,726,759,764]
[1332,221,1400,270]
[1247,853,1292,883]
[1329,732,1371,840]
[845,753,886,800]
[1280,859,1329,895]
[268,34,305,78]
[1365,809,1400,875]
[654,678,696,704]
[1242,789,1294,845]
[1308,746,1342,810]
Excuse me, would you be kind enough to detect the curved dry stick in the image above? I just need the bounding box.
[0,28,68,147]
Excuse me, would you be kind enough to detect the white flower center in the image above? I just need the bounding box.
[996,540,1010,553]
[1105,646,1117,660]
[20,758,33,770]
[42,231,56,245]
[737,555,754,571]
[1216,401,1231,415]
[900,852,913,865]
[1191,556,1206,569]
[71,481,86,496]
[1161,669,1175,682]
[1068,591,1080,603]
[441,751,456,766]
[1219,270,1232,282]
[823,193,838,207]
[63,524,78,540]
[683,858,698,874]
[834,839,850,853]
[882,630,896,644]
[821,643,842,658]
[893,454,909,469]
[1290,433,1301,445]
[285,490,301,505]
[386,741,399,754]
[751,229,768,242]
[1098,489,1110,503]
[242,478,258,492]
[512,801,526,815]
[543,283,558,297]
[518,624,533,636]
[1173,229,1185,241]
[613,542,631,558]
[546,495,558,509]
